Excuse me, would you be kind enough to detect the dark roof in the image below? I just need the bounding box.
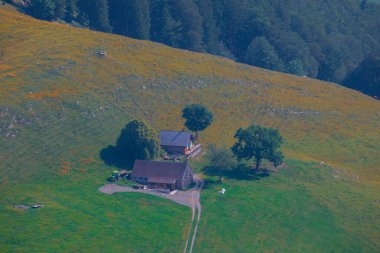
[159,130,194,147]
[132,160,189,182]
[147,177,176,184]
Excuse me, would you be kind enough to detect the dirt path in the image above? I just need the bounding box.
[98,178,203,253]
[183,176,203,253]
[99,184,196,207]
[188,180,203,253]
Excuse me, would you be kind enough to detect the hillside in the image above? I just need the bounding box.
[18,0,380,96]
[0,5,380,252]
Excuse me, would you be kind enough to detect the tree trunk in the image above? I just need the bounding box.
[195,130,199,139]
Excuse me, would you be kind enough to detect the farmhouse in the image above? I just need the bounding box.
[131,160,193,190]
[159,130,195,155]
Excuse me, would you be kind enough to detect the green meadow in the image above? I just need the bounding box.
[195,160,380,252]
[0,162,191,252]
[0,5,379,252]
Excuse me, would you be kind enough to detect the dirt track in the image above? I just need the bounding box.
[99,183,197,207]
[98,177,203,253]
[187,179,203,253]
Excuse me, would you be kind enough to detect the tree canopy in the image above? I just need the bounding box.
[232,125,284,170]
[244,36,284,71]
[116,119,160,161]
[343,55,380,97]
[28,0,56,21]
[182,104,213,139]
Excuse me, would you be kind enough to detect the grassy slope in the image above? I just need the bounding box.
[0,5,379,252]
[194,160,380,252]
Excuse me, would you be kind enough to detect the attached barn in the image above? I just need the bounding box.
[131,160,193,190]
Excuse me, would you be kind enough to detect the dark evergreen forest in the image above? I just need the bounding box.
[20,0,380,97]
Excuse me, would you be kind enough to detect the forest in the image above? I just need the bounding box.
[19,0,380,97]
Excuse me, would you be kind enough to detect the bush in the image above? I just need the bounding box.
[206,144,237,180]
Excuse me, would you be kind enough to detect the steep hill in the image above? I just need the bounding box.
[18,0,380,96]
[0,5,380,252]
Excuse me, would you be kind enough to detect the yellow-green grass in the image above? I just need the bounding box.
[0,5,380,252]
[1,6,379,181]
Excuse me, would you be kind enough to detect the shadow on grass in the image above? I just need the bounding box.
[99,145,134,169]
[202,163,270,184]
[202,179,220,190]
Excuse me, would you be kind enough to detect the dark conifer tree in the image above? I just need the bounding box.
[77,0,90,25]
[108,0,128,35]
[197,0,220,54]
[91,0,112,32]
[77,0,111,32]
[53,0,66,20]
[28,0,56,21]
[125,0,151,40]
[65,0,78,22]
[150,0,181,47]
[172,0,203,52]
[150,0,166,41]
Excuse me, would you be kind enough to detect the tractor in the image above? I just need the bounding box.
[108,170,120,182]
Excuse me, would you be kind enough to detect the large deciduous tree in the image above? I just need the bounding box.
[244,36,283,71]
[232,125,284,170]
[116,119,160,161]
[182,104,213,139]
